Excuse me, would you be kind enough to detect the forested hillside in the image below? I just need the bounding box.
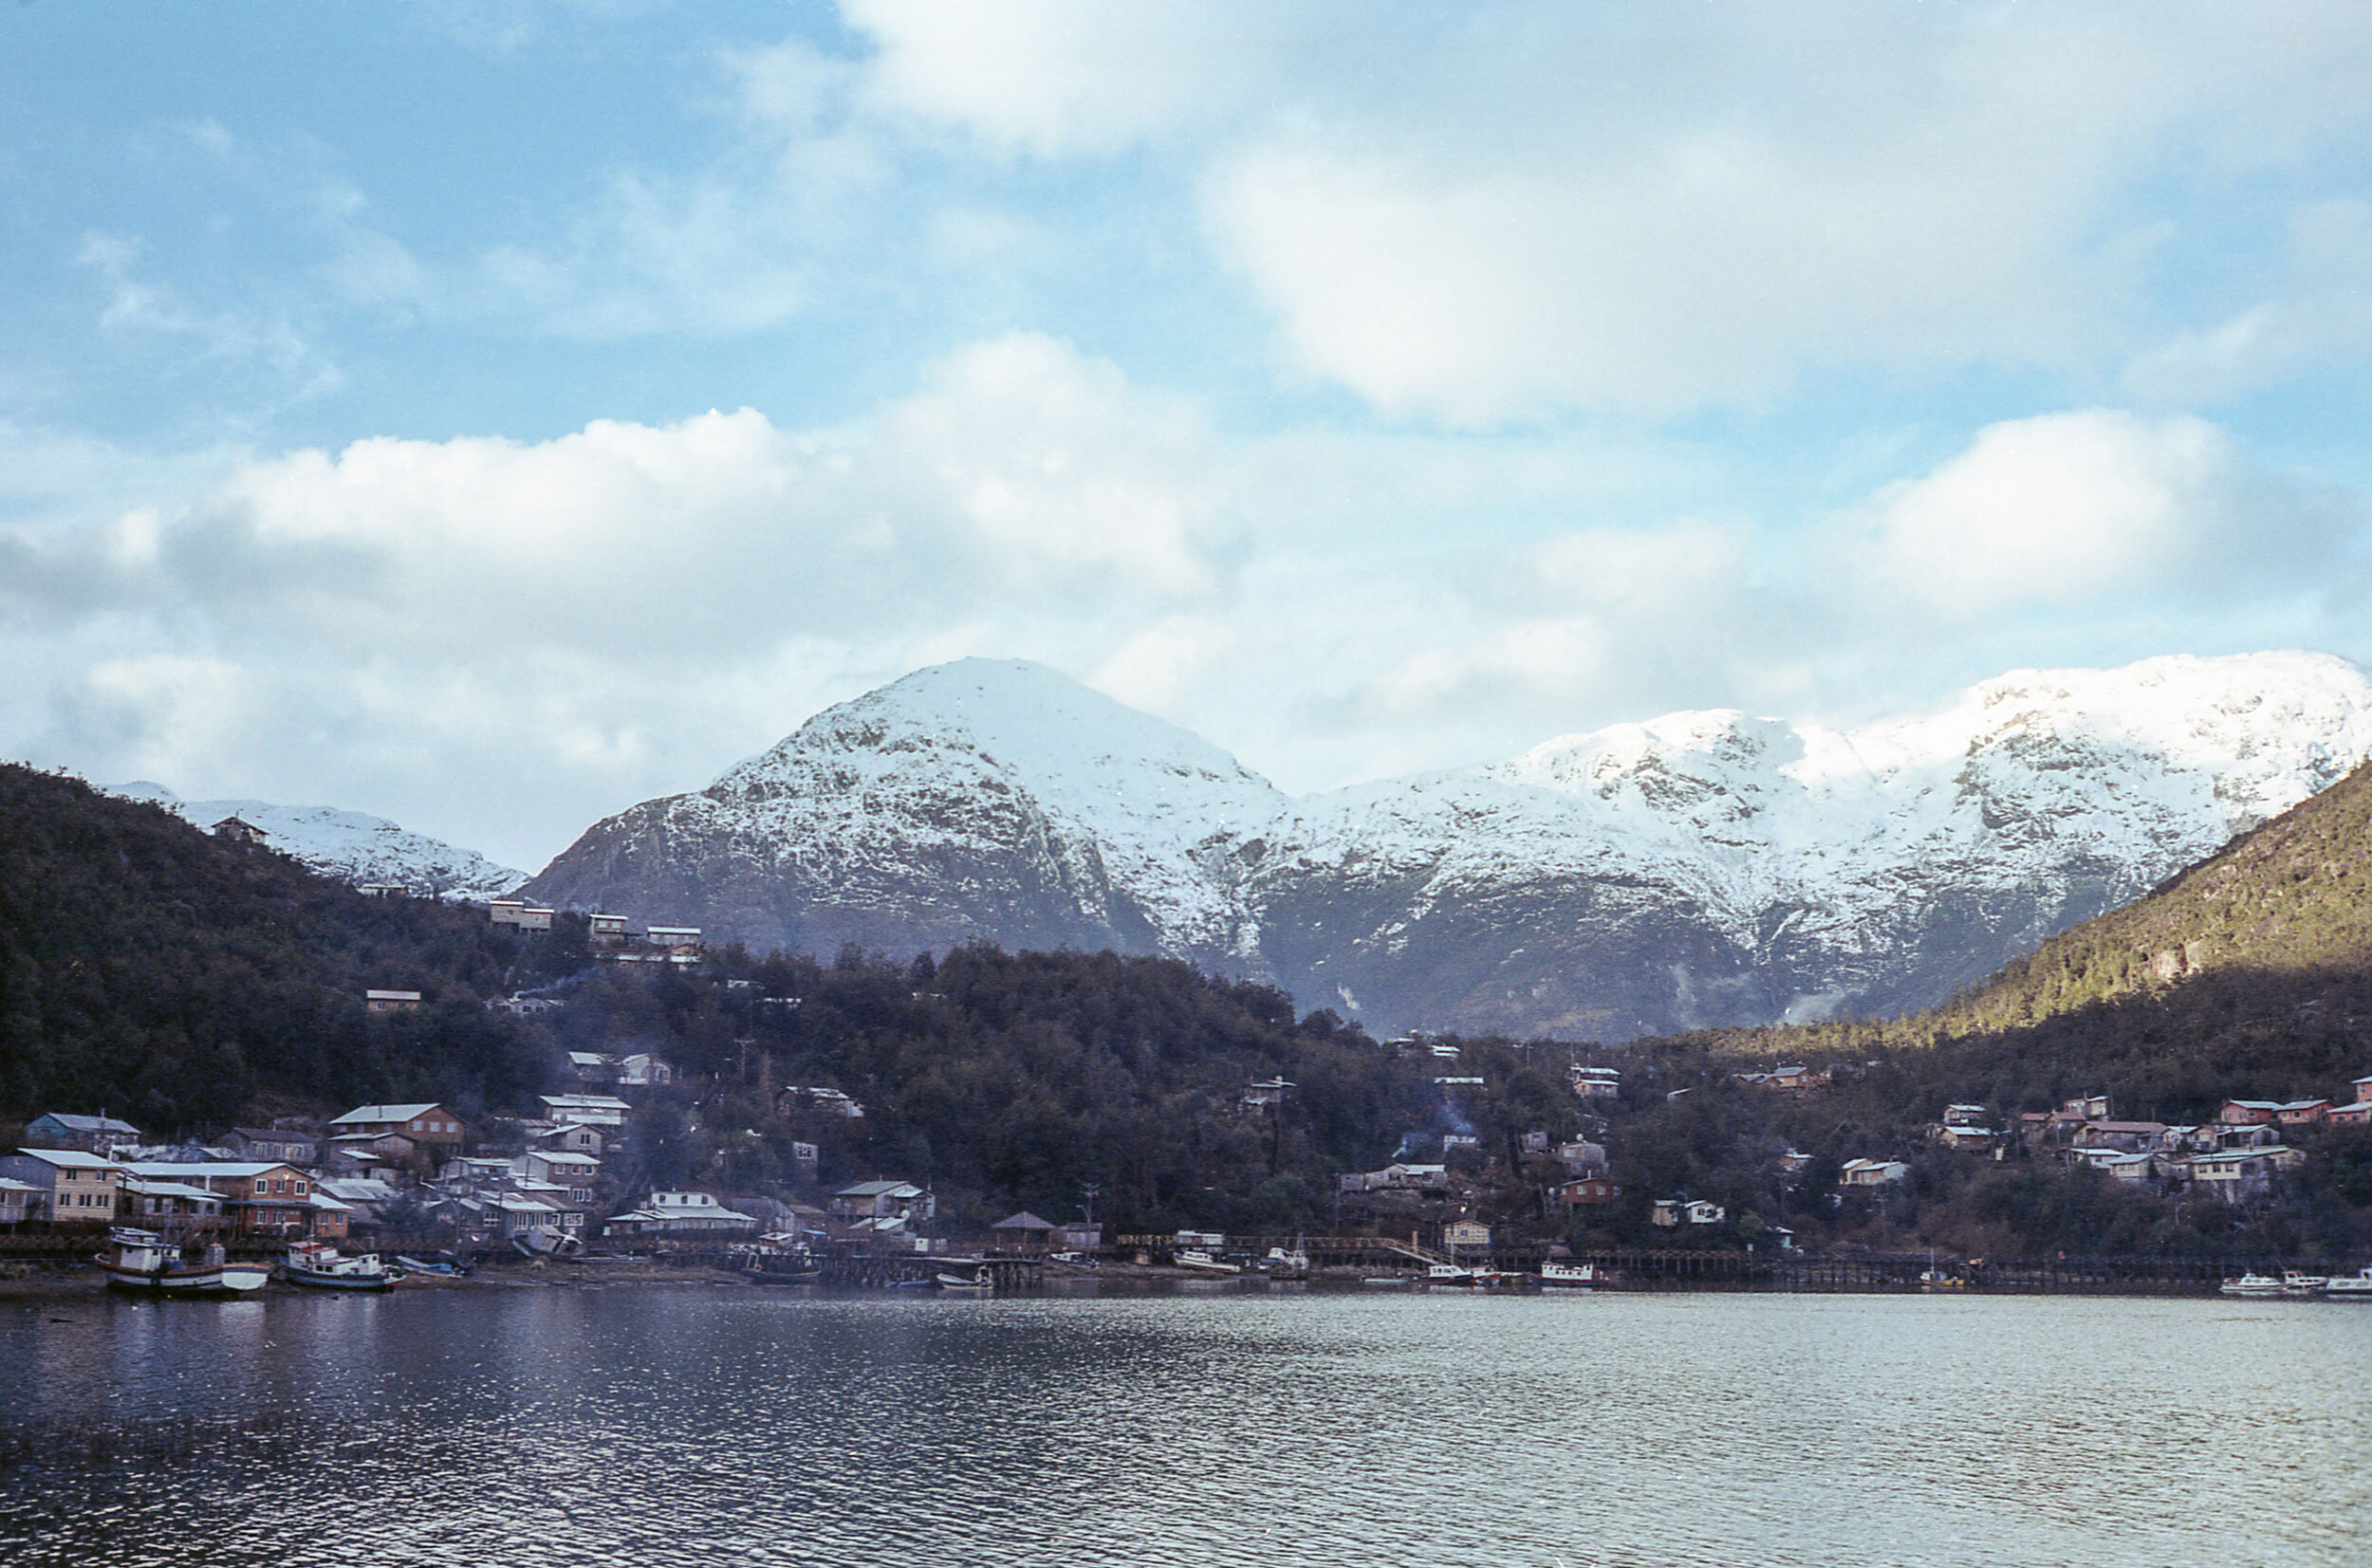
[0,764,561,1134]
[554,946,1440,1233]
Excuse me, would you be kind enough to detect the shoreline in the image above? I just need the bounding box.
[0,1258,2318,1301]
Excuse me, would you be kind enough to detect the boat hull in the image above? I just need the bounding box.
[99,1262,269,1298]
[281,1265,396,1292]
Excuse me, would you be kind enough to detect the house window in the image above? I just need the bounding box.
[294,1183,306,1196]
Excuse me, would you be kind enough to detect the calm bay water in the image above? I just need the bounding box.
[1,1282,2365,1567]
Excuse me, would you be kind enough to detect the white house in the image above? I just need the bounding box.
[539,1094,632,1128]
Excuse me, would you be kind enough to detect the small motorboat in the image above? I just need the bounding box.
[282,1240,401,1292]
[1538,1261,1602,1288]
[96,1228,269,1298]
[2218,1272,2285,1298]
[1425,1262,1474,1285]
[394,1251,473,1278]
[2282,1271,2328,1297]
[1173,1248,1242,1274]
[936,1266,992,1293]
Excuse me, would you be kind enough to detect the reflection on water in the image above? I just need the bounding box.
[2,1285,2367,1566]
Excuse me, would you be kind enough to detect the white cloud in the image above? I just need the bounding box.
[843,0,1310,157]
[1863,410,2350,618]
[836,1,2372,421]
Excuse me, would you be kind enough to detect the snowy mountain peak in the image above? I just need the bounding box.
[715,657,1274,807]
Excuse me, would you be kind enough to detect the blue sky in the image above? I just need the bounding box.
[5,0,2371,870]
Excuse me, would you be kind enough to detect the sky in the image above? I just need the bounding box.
[4,0,2371,874]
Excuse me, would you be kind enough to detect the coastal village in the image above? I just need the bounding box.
[5,915,2367,1292]
[0,822,2363,1295]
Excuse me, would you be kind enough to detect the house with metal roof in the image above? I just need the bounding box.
[22,1113,143,1153]
[538,1094,632,1127]
[330,1104,467,1149]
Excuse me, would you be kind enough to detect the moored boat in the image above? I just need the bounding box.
[2323,1265,2372,1299]
[1173,1248,1242,1274]
[936,1266,992,1293]
[95,1228,269,1298]
[1537,1261,1602,1288]
[282,1240,401,1292]
[2281,1270,2328,1297]
[2218,1272,2285,1298]
[1425,1262,1474,1285]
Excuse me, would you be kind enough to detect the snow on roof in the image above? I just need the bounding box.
[13,1149,120,1168]
[120,1178,223,1202]
[539,1095,631,1110]
[330,1104,445,1125]
[127,1161,284,1178]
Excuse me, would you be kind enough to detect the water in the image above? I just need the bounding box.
[1,1282,2366,1566]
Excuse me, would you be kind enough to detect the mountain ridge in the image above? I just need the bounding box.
[524,650,2372,1039]
[111,784,528,903]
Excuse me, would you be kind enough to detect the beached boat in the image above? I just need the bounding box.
[1537,1261,1602,1288]
[281,1240,401,1292]
[2323,1266,2372,1299]
[1173,1248,1242,1274]
[1257,1245,1310,1280]
[2218,1272,2285,1298]
[95,1228,269,1298]
[510,1227,583,1260]
[394,1251,472,1278]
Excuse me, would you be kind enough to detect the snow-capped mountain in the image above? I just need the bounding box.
[115,784,528,903]
[524,659,1285,959]
[524,651,2372,1040]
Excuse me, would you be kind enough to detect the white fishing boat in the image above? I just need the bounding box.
[95,1227,269,1298]
[1537,1261,1602,1288]
[936,1265,992,1293]
[2322,1265,2372,1299]
[281,1240,401,1292]
[2281,1270,2329,1297]
[1173,1248,1242,1274]
[1425,1262,1474,1285]
[2218,1272,2285,1298]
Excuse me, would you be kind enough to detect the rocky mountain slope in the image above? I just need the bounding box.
[112,784,527,903]
[523,652,2372,1040]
